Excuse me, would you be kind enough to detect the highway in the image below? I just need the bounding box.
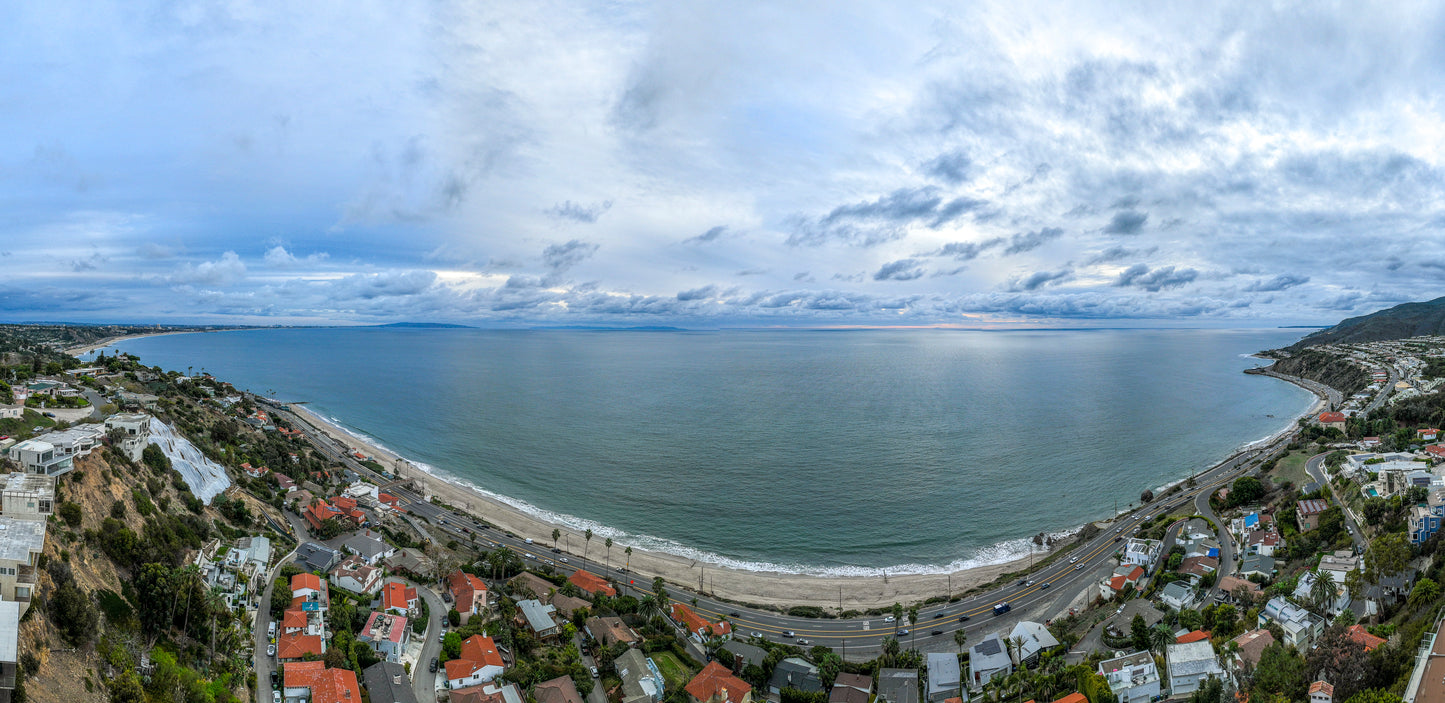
[259,398,1302,659]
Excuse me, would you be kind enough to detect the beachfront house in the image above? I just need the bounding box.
[1121,538,1163,570]
[967,634,1011,690]
[768,658,823,696]
[686,662,752,703]
[877,669,920,703]
[925,652,961,702]
[670,603,733,642]
[1008,621,1059,666]
[518,599,560,639]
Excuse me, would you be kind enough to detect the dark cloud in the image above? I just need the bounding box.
[686,225,728,244]
[873,259,925,281]
[923,150,973,184]
[1114,264,1197,292]
[546,200,613,223]
[1007,268,1072,291]
[1243,274,1310,292]
[542,240,599,272]
[676,285,717,301]
[1103,210,1148,235]
[790,187,988,246]
[934,239,1003,260]
[822,187,943,225]
[1085,246,1155,265]
[1002,227,1063,255]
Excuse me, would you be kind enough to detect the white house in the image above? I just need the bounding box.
[1166,640,1224,696]
[1293,572,1352,617]
[1258,597,1325,650]
[329,555,383,596]
[967,634,1011,690]
[1007,621,1059,666]
[1121,538,1163,570]
[1099,651,1160,703]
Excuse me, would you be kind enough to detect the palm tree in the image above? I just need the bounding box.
[584,528,593,562]
[891,602,903,636]
[605,537,613,579]
[1008,636,1026,666]
[1149,625,1173,655]
[625,546,633,572]
[1309,569,1336,616]
[954,629,968,654]
[908,606,919,650]
[552,528,561,551]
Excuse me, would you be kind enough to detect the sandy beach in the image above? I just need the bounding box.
[288,402,1036,609]
[66,330,205,356]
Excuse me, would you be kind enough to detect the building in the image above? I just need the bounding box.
[768,658,822,696]
[359,611,411,663]
[535,676,584,703]
[517,599,559,639]
[1347,624,1387,652]
[446,635,506,689]
[586,615,640,647]
[448,570,490,616]
[340,531,396,565]
[0,473,53,521]
[330,555,383,595]
[0,405,21,420]
[1298,499,1330,531]
[1259,597,1325,649]
[686,661,752,703]
[1165,640,1224,696]
[102,413,151,461]
[380,581,419,616]
[296,541,342,573]
[1008,621,1059,666]
[451,682,524,703]
[568,569,617,597]
[1230,630,1276,669]
[283,661,362,703]
[1293,572,1351,617]
[1412,492,1445,545]
[0,601,20,701]
[670,603,732,641]
[1159,581,1195,610]
[720,641,767,675]
[6,440,71,477]
[278,574,329,661]
[616,649,665,703]
[967,634,1011,689]
[877,669,920,703]
[550,594,590,620]
[1407,619,1445,703]
[1319,412,1347,431]
[829,673,872,703]
[1121,538,1163,569]
[276,474,298,492]
[1098,651,1159,703]
[1239,554,1276,580]
[0,517,46,615]
[1311,681,1335,703]
[1217,576,1262,602]
[363,661,419,703]
[1100,565,1147,599]
[926,652,961,702]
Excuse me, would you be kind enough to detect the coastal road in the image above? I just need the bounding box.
[1306,452,1367,552]
[261,397,1300,659]
[1193,486,1235,602]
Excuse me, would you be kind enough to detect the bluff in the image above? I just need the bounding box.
[1290,296,1445,349]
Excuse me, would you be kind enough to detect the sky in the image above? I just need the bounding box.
[3,1,1445,327]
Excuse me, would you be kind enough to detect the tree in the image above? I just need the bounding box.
[1250,643,1307,702]
[107,671,146,703]
[625,546,633,572]
[57,502,82,528]
[135,563,176,635]
[1309,570,1337,616]
[954,629,968,655]
[1307,622,1371,703]
[584,528,593,562]
[1411,577,1441,608]
[605,537,613,579]
[49,579,98,646]
[1130,614,1151,651]
[552,528,561,550]
[1344,691,1402,703]
[1148,625,1173,655]
[1190,677,1226,703]
[891,602,903,636]
[908,606,919,650]
[443,631,463,660]
[1366,532,1411,584]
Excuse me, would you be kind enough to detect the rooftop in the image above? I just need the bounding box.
[0,516,47,561]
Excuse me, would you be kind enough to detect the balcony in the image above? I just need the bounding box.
[15,565,35,585]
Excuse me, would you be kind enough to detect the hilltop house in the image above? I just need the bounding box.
[445,635,506,688]
[358,611,411,663]
[1318,412,1347,431]
[1098,651,1159,703]
[517,599,560,639]
[1230,630,1276,670]
[586,616,640,648]
[1259,597,1325,649]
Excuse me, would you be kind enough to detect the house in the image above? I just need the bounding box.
[1362,437,1383,449]
[305,499,342,531]
[1319,551,1362,583]
[568,570,617,597]
[616,649,665,703]
[1298,499,1330,530]
[102,413,151,461]
[283,662,362,703]
[1427,445,1445,460]
[330,555,383,595]
[1319,412,1347,431]
[0,600,20,701]
[1259,597,1325,649]
[1230,630,1276,670]
[241,463,268,479]
[1217,576,1262,602]
[358,611,411,663]
[296,541,342,573]
[1100,565,1147,599]
[877,669,920,703]
[768,658,823,696]
[1347,624,1386,652]
[385,550,436,580]
[670,603,733,641]
[925,652,961,702]
[7,439,72,476]
[1159,581,1195,610]
[363,661,420,703]
[1293,572,1351,616]
[720,640,767,674]
[1121,538,1163,570]
[1311,681,1334,703]
[1239,554,1276,580]
[586,616,640,648]
[517,599,559,639]
[0,404,22,420]
[550,594,590,619]
[967,634,1011,689]
[1,473,54,521]
[291,572,328,607]
[1245,528,1283,557]
[0,516,47,614]
[341,532,397,565]
[1412,491,1445,545]
[451,682,524,703]
[445,635,506,688]
[1165,640,1224,696]
[1178,556,1219,582]
[829,673,872,703]
[535,676,584,703]
[686,661,752,703]
[1176,630,1211,644]
[380,581,419,616]
[1008,621,1059,666]
[1098,651,1159,703]
[1422,429,1442,442]
[1406,618,1445,703]
[278,574,329,661]
[276,474,298,492]
[448,570,490,615]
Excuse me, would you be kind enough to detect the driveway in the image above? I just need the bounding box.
[254,552,296,703]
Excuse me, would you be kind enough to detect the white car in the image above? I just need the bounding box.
[1069,556,1078,563]
[266,643,275,657]
[883,615,896,622]
[524,553,536,560]
[1073,563,1083,570]
[273,692,281,703]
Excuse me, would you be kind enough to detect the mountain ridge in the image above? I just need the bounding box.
[1290,296,1445,349]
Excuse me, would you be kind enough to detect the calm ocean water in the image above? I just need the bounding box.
[95,327,1314,576]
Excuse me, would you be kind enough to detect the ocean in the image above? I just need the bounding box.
[93,327,1314,576]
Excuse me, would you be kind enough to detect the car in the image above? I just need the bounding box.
[751,631,762,638]
[957,615,970,622]
[506,531,515,538]
[798,638,811,645]
[42,412,55,418]
[1115,527,1122,533]
[560,557,569,563]
[439,632,446,643]
[524,553,536,560]
[525,538,534,544]
[729,612,740,617]
[271,671,279,686]
[1017,579,1027,587]
[883,615,896,622]
[591,666,599,678]
[898,629,910,636]
[782,631,795,638]
[1040,582,1051,589]
[930,629,943,636]
[552,548,562,553]
[273,692,281,703]
[266,642,276,656]
[1073,563,1083,570]
[430,657,439,673]
[933,612,945,618]
[1113,536,1122,542]
[1068,556,1079,563]
[1025,580,1034,586]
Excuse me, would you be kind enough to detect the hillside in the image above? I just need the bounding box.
[1291,296,1445,349]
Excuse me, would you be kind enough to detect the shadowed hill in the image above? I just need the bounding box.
[1291,296,1445,349]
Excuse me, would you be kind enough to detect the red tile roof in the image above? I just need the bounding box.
[1052,694,1088,703]
[444,635,505,681]
[277,631,325,660]
[361,611,409,644]
[686,661,752,703]
[282,609,309,629]
[1427,445,1445,457]
[1319,412,1346,423]
[292,572,323,594]
[381,581,417,612]
[567,570,617,597]
[1346,624,1386,652]
[1176,630,1212,643]
[1310,681,1334,697]
[447,570,489,613]
[333,496,358,511]
[284,661,361,703]
[671,603,732,638]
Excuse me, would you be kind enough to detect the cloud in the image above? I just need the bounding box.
[1114,264,1198,292]
[1103,211,1149,235]
[1243,274,1310,292]
[264,246,329,268]
[1007,268,1072,291]
[542,240,599,272]
[1002,228,1064,255]
[685,225,729,244]
[70,251,106,272]
[167,252,247,287]
[873,259,925,281]
[546,200,613,224]
[1085,246,1155,265]
[923,150,973,184]
[676,285,718,301]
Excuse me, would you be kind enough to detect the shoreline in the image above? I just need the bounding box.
[286,363,1326,608]
[66,330,207,356]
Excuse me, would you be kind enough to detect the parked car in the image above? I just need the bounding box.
[273,692,281,703]
[591,666,599,678]
[271,671,279,686]
[439,632,446,643]
[750,631,762,638]
[430,658,438,673]
[525,538,534,544]
[266,643,275,657]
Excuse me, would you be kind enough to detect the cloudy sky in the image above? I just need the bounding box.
[4,1,1445,327]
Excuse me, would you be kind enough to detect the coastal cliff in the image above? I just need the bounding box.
[1290,295,1445,349]
[1255,348,1370,399]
